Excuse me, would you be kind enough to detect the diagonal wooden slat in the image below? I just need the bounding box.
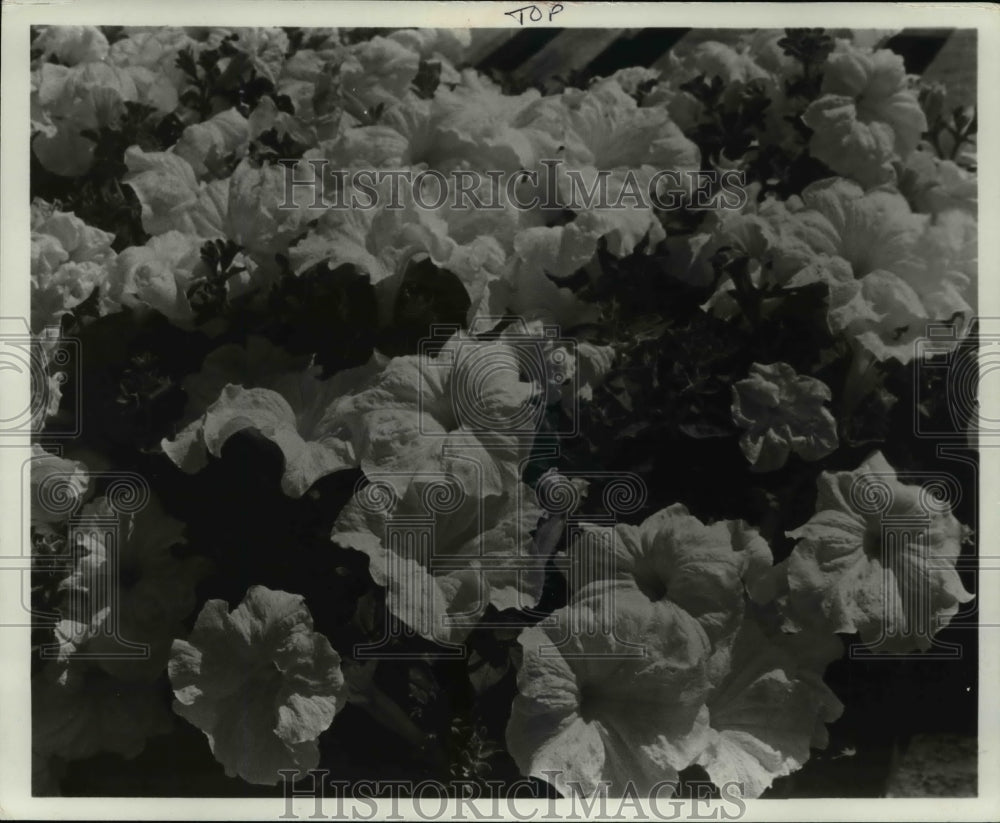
[462,26,959,96]
[922,29,976,108]
[463,29,518,67]
[885,28,955,74]
[583,27,690,79]
[508,29,627,91]
[474,28,563,74]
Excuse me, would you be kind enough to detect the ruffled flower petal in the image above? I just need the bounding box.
[169,586,347,785]
[732,362,839,471]
[506,586,713,796]
[783,451,974,651]
[569,503,773,646]
[332,480,547,644]
[695,618,844,798]
[803,43,927,186]
[31,206,117,331]
[162,369,366,497]
[173,108,251,179]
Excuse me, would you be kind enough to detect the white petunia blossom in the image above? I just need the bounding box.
[568,503,774,647]
[31,61,177,177]
[31,206,117,331]
[32,26,110,65]
[506,586,712,797]
[161,357,381,497]
[173,108,251,179]
[694,617,844,798]
[731,362,839,472]
[783,451,974,652]
[332,480,548,645]
[169,586,347,785]
[802,41,927,186]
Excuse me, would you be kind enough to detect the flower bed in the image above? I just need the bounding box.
[29,25,978,799]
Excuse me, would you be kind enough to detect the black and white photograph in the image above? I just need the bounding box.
[2,2,998,819]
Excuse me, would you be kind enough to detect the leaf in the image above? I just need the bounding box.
[412,60,442,100]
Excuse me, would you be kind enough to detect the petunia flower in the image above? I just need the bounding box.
[387,27,472,76]
[123,148,204,237]
[568,503,773,648]
[899,148,977,216]
[223,158,310,260]
[753,178,973,364]
[30,205,117,332]
[742,30,800,75]
[900,208,978,320]
[267,35,346,130]
[782,451,974,652]
[483,228,600,331]
[107,27,199,95]
[688,188,830,297]
[506,585,712,797]
[111,231,204,325]
[31,61,178,177]
[288,174,516,327]
[338,35,422,112]
[304,120,412,171]
[168,586,347,785]
[194,27,290,86]
[790,178,926,279]
[321,332,538,501]
[650,39,797,155]
[521,77,701,260]
[31,26,110,65]
[802,41,927,187]
[694,616,844,798]
[731,362,839,472]
[332,479,547,645]
[405,69,548,172]
[161,357,380,497]
[651,38,776,132]
[124,149,310,281]
[172,108,251,179]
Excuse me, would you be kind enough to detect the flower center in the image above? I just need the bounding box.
[863,527,882,557]
[633,561,668,602]
[578,683,603,723]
